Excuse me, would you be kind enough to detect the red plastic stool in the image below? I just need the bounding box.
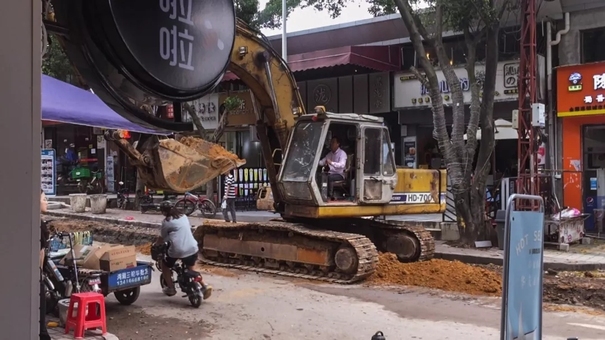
[64,292,107,339]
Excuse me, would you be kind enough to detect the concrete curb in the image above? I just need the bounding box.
[45,210,161,229]
[435,251,605,271]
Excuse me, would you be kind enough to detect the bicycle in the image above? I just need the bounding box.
[175,192,217,218]
[77,169,104,194]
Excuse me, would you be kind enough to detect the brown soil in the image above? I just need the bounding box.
[135,243,152,255]
[368,253,502,296]
[180,136,242,161]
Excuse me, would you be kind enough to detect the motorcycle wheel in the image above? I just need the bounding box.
[93,181,103,194]
[159,275,167,288]
[188,286,203,308]
[200,200,217,218]
[175,199,196,216]
[77,180,88,193]
[114,287,140,305]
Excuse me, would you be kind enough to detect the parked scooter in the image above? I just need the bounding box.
[139,189,178,213]
[116,181,130,210]
[151,242,205,308]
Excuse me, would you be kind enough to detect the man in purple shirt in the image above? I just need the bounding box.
[319,136,348,200]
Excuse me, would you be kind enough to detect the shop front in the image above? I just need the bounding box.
[393,61,522,170]
[557,62,605,232]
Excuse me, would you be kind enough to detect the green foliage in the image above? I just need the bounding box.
[41,35,74,82]
[223,96,245,111]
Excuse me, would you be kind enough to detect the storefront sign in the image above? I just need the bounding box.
[106,155,115,193]
[556,62,605,117]
[95,0,236,98]
[41,149,56,197]
[219,90,258,126]
[394,61,523,109]
[184,93,220,130]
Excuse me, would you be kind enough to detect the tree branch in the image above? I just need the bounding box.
[182,102,208,140]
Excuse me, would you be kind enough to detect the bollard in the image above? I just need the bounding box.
[371,331,386,340]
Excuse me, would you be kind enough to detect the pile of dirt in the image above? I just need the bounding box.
[368,253,502,296]
[46,218,157,246]
[180,136,242,162]
[543,275,605,311]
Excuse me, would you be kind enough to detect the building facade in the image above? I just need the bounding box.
[556,3,605,231]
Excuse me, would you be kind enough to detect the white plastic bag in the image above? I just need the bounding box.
[221,200,227,210]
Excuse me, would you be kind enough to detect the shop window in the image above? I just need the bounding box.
[582,27,605,63]
[583,125,605,169]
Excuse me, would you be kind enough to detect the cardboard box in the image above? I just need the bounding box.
[61,244,113,270]
[100,245,137,272]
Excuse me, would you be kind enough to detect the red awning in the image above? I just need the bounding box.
[221,45,398,82]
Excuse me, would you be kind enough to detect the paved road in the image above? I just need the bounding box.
[101,254,605,340]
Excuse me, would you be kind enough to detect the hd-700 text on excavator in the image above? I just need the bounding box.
[46,0,446,283]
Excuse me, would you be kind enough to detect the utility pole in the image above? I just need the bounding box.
[516,0,539,209]
[282,0,287,62]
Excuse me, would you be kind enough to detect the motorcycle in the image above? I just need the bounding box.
[151,242,205,308]
[116,181,130,210]
[138,189,178,213]
[43,231,102,316]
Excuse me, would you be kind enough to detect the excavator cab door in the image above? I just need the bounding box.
[357,126,397,204]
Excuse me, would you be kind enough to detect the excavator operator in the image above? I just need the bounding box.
[318,136,347,200]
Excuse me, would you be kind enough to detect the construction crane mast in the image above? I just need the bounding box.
[516,0,540,209]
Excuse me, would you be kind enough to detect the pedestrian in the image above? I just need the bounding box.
[222,170,237,223]
[40,190,51,340]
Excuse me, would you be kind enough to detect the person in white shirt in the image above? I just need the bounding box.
[318,136,347,200]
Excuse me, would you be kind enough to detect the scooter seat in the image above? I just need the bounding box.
[184,269,201,278]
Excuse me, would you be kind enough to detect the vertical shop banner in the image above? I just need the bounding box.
[106,155,115,193]
[501,194,545,340]
[41,149,57,197]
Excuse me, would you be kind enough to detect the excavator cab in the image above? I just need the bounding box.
[277,112,398,209]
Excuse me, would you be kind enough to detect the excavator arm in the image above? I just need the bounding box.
[225,19,305,208]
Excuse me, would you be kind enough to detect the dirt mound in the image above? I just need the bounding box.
[180,136,242,161]
[368,253,502,296]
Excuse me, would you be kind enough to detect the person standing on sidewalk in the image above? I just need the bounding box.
[222,171,237,223]
[40,190,51,340]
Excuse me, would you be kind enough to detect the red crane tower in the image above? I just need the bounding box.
[516,0,540,209]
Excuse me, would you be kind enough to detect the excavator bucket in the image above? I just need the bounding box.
[111,133,245,193]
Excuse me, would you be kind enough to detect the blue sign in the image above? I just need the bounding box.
[41,149,57,196]
[107,264,152,290]
[501,196,545,340]
[590,177,598,191]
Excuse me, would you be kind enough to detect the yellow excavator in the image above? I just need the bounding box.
[47,1,446,283]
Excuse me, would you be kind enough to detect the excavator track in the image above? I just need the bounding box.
[196,220,378,284]
[367,219,436,262]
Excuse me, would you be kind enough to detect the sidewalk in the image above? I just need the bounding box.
[435,241,605,271]
[48,317,119,340]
